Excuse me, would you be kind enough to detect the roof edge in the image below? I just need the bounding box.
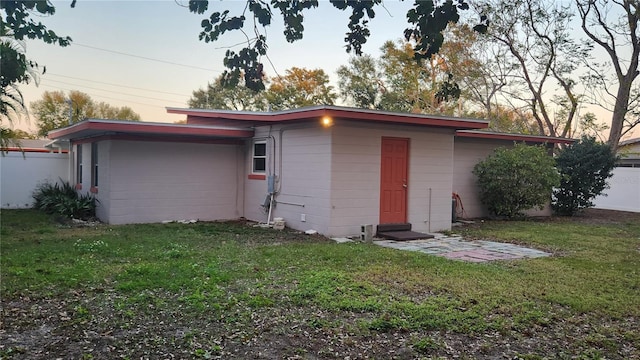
[166,105,489,130]
[456,130,575,144]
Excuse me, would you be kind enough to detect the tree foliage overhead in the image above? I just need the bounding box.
[473,143,560,218]
[31,90,141,137]
[552,136,618,216]
[187,0,487,91]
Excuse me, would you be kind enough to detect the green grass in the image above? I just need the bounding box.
[1,209,639,357]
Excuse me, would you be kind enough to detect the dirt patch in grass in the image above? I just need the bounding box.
[2,290,638,359]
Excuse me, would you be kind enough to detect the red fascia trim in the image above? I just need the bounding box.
[0,147,69,153]
[171,108,488,130]
[248,174,266,180]
[326,109,488,129]
[71,134,244,145]
[49,121,253,139]
[456,131,574,144]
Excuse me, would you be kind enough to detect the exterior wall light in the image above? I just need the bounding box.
[321,116,333,127]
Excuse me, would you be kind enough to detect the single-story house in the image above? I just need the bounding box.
[47,105,572,237]
[617,137,640,167]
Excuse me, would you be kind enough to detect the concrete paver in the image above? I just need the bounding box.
[372,234,551,262]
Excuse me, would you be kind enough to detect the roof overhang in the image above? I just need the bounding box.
[619,137,640,147]
[456,130,575,144]
[167,105,490,130]
[47,119,254,142]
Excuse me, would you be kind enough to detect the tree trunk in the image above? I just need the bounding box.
[608,78,633,153]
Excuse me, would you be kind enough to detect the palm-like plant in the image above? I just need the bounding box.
[1,30,41,151]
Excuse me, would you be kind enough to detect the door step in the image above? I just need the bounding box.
[376,223,434,241]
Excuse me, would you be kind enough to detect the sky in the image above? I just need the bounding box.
[13,0,638,141]
[16,0,415,133]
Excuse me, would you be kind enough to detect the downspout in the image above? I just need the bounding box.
[252,130,276,224]
[427,187,432,232]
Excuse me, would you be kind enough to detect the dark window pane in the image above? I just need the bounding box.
[254,143,266,156]
[253,158,266,172]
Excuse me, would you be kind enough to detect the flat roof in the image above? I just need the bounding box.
[166,105,490,130]
[47,119,254,141]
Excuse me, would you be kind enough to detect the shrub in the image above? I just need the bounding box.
[473,143,560,218]
[552,136,617,216]
[32,180,97,220]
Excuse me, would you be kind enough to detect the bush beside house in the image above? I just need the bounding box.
[552,136,618,216]
[473,143,560,218]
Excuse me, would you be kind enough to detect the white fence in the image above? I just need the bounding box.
[593,167,640,213]
[0,151,70,209]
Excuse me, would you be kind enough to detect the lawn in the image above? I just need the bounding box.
[1,209,639,359]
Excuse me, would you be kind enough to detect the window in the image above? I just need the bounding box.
[76,144,83,184]
[252,142,266,173]
[91,142,98,187]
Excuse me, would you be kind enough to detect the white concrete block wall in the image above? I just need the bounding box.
[408,128,456,233]
[452,137,496,218]
[0,151,70,208]
[104,140,243,224]
[94,141,111,221]
[329,122,456,237]
[271,126,332,234]
[593,167,640,212]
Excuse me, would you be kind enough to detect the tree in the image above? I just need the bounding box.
[31,90,141,137]
[378,40,443,113]
[465,105,537,134]
[187,0,487,91]
[478,0,590,139]
[576,0,640,151]
[265,67,337,110]
[1,34,37,147]
[189,73,267,111]
[552,136,617,216]
[337,35,475,115]
[473,143,560,218]
[336,54,382,109]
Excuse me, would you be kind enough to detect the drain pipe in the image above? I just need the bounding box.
[428,187,432,232]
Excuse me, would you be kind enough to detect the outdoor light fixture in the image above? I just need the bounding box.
[321,116,333,127]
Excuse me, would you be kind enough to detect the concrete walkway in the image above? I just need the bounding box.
[371,234,551,262]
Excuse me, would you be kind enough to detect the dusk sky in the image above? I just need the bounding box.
[17,0,415,133]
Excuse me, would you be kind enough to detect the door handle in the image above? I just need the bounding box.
[402,183,407,188]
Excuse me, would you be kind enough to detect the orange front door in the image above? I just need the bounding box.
[380,137,409,224]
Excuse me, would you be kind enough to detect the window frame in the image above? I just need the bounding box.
[76,144,83,185]
[91,142,98,188]
[252,141,267,174]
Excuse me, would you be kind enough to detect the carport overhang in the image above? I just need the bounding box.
[47,119,254,144]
